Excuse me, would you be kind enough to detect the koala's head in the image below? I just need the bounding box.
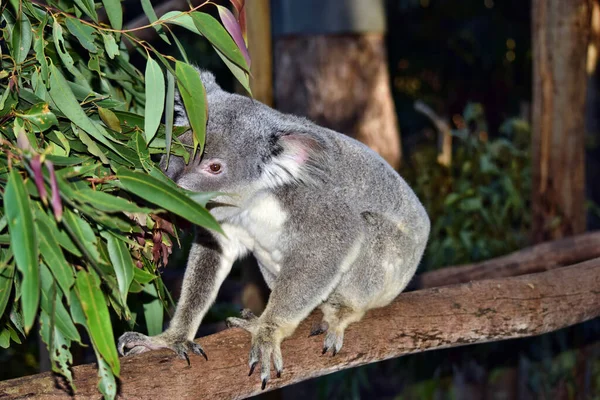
[161,69,330,200]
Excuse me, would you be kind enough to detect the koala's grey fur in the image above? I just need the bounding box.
[118,69,430,389]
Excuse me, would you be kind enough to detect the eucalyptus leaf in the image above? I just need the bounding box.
[5,169,39,333]
[144,57,165,143]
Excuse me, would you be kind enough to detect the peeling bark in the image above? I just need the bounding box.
[1,259,599,399]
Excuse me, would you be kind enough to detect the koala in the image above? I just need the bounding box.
[118,70,430,389]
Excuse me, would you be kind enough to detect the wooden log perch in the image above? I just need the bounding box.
[415,231,600,289]
[1,258,599,399]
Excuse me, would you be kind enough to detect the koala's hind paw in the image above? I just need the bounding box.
[247,326,284,390]
[117,332,207,364]
[322,329,344,356]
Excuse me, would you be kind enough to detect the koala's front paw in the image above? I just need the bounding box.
[226,310,283,390]
[117,331,207,365]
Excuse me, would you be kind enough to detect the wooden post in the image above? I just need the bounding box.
[531,0,591,242]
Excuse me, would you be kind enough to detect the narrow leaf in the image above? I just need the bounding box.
[102,233,134,304]
[37,218,74,296]
[5,169,39,333]
[217,5,250,67]
[190,12,249,72]
[144,57,165,143]
[39,264,80,343]
[142,283,163,336]
[12,12,32,64]
[140,0,171,44]
[65,17,98,53]
[101,33,120,59]
[164,70,175,166]
[75,270,120,376]
[14,103,58,133]
[175,61,206,153]
[117,168,221,232]
[52,19,90,89]
[0,262,15,319]
[102,0,123,30]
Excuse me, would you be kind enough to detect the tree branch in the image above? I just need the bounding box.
[414,231,600,289]
[1,258,598,399]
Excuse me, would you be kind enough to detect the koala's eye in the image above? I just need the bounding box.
[209,163,222,174]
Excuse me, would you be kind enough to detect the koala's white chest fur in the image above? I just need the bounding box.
[224,193,288,278]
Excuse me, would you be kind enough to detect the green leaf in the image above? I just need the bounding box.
[215,47,251,95]
[73,0,99,22]
[48,65,124,159]
[52,19,90,89]
[164,70,175,167]
[102,33,120,59]
[34,207,81,257]
[72,124,109,165]
[39,313,75,389]
[62,209,101,263]
[117,168,221,232]
[14,103,58,133]
[190,12,249,72]
[97,356,117,399]
[101,0,123,30]
[133,131,152,172]
[5,169,39,333]
[102,233,134,304]
[33,18,49,83]
[12,12,32,64]
[65,17,98,53]
[0,262,15,319]
[175,61,207,153]
[141,0,170,44]
[75,269,120,376]
[39,264,81,343]
[142,283,163,336]
[133,266,156,285]
[77,187,153,214]
[37,217,74,297]
[98,107,122,133]
[144,57,165,143]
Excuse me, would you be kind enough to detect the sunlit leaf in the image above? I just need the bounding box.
[217,5,251,67]
[190,11,249,72]
[14,103,58,133]
[144,57,165,143]
[175,61,206,153]
[5,169,39,333]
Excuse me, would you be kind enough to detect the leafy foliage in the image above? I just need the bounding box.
[0,0,249,396]
[403,103,531,269]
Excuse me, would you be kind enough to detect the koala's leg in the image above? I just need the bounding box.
[319,302,365,356]
[226,239,358,388]
[118,228,239,363]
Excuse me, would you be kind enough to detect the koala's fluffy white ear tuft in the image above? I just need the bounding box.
[261,132,330,188]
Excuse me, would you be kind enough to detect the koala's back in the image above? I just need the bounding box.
[302,126,430,243]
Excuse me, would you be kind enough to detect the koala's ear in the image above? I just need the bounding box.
[262,132,330,188]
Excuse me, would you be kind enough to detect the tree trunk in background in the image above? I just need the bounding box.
[531,0,591,243]
[274,34,402,169]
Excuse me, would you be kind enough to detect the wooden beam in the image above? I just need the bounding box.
[1,259,599,399]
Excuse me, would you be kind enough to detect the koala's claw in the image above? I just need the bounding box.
[117,331,208,362]
[249,361,258,376]
[309,321,329,337]
[321,330,344,356]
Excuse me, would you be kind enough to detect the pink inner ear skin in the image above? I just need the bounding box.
[281,134,316,164]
